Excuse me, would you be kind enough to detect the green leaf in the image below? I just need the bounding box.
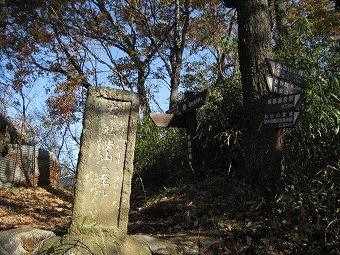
[81,215,87,226]
[10,187,20,194]
[83,222,100,230]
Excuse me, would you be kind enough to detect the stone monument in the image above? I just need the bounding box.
[39,87,151,254]
[70,86,139,239]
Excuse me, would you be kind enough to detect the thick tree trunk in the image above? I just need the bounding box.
[236,0,282,192]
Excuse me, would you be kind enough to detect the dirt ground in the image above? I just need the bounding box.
[0,186,73,236]
[0,178,338,254]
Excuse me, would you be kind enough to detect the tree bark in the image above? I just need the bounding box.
[137,69,151,116]
[168,0,190,109]
[170,68,180,108]
[274,0,288,36]
[235,0,282,192]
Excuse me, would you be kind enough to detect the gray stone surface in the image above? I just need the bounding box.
[39,235,151,255]
[132,234,219,255]
[165,233,219,255]
[131,235,179,255]
[0,228,55,255]
[70,87,139,240]
[0,227,219,255]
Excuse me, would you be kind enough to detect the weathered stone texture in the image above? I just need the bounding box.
[0,228,55,255]
[70,87,139,239]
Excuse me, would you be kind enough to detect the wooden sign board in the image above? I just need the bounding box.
[266,74,304,95]
[266,59,305,84]
[263,111,300,129]
[151,89,209,168]
[150,113,186,128]
[264,93,305,113]
[166,89,209,115]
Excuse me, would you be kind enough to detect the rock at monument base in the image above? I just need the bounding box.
[0,227,219,255]
[131,235,179,255]
[38,235,152,255]
[164,233,219,255]
[132,234,219,255]
[0,228,55,255]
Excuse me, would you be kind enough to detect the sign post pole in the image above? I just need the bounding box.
[150,89,209,170]
[183,92,198,169]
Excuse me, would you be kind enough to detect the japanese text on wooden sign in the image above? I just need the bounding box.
[263,59,306,129]
[264,93,305,113]
[266,59,305,84]
[166,89,209,115]
[263,111,300,129]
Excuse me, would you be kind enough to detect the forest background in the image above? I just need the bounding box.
[0,0,339,253]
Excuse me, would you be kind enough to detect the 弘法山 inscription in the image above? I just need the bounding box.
[70,86,139,239]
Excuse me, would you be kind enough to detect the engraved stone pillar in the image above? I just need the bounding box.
[70,87,139,240]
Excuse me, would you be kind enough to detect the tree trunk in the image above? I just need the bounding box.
[236,0,282,193]
[274,0,288,34]
[169,68,180,108]
[137,69,151,116]
[168,0,190,109]
[273,0,288,50]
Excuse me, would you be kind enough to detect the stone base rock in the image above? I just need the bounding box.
[38,235,152,255]
[0,228,55,255]
[163,233,219,255]
[1,228,219,255]
[132,233,219,255]
[132,235,179,255]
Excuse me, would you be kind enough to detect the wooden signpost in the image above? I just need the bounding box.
[165,89,209,115]
[263,59,306,129]
[266,74,304,95]
[263,111,301,129]
[264,93,305,113]
[266,59,305,85]
[150,89,209,168]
